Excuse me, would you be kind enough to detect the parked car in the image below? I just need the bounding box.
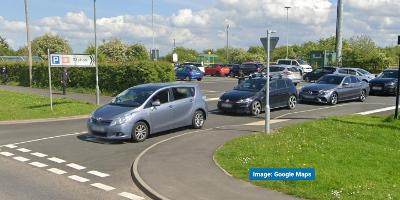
[299,74,369,105]
[87,83,208,142]
[218,78,298,116]
[303,67,339,82]
[205,64,230,76]
[336,68,375,82]
[239,62,264,76]
[277,59,313,74]
[176,65,204,81]
[249,65,302,85]
[369,69,399,95]
[227,64,240,77]
[183,62,205,73]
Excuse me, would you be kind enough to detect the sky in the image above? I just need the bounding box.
[0,0,399,55]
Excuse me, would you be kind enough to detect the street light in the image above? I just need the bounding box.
[265,30,276,134]
[284,6,291,59]
[24,0,33,87]
[226,23,230,64]
[335,0,344,67]
[395,35,400,119]
[93,0,100,105]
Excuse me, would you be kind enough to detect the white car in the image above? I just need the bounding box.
[277,59,313,74]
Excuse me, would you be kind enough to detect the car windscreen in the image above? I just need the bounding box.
[277,60,291,65]
[111,88,156,107]
[317,76,344,85]
[234,78,266,92]
[297,60,307,65]
[379,70,398,78]
[268,67,285,72]
[357,69,370,75]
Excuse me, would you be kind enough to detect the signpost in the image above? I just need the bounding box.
[260,32,278,133]
[48,52,96,110]
[395,35,400,119]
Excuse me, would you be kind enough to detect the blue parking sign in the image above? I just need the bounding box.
[51,55,61,65]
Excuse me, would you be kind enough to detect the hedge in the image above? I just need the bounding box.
[0,61,175,95]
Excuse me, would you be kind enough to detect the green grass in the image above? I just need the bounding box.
[215,115,400,200]
[0,90,98,121]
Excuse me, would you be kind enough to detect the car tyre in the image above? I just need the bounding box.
[192,110,205,129]
[359,89,367,102]
[251,100,262,116]
[304,77,310,82]
[287,95,297,110]
[131,121,149,143]
[197,78,202,81]
[329,92,338,105]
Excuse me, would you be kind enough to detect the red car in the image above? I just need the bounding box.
[205,64,231,76]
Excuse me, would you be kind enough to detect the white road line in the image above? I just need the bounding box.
[48,157,66,164]
[204,90,218,93]
[244,119,290,126]
[206,98,219,102]
[31,152,48,158]
[357,106,397,115]
[88,170,110,178]
[0,152,14,157]
[68,175,90,183]
[118,192,145,200]
[13,156,30,162]
[10,132,82,146]
[29,162,48,168]
[66,163,86,170]
[4,144,18,149]
[90,183,115,191]
[17,148,31,153]
[47,168,67,175]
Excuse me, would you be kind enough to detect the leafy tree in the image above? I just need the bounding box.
[165,47,198,63]
[126,44,149,61]
[31,34,72,60]
[0,36,15,56]
[98,39,128,62]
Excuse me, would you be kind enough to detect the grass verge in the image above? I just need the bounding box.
[214,115,400,200]
[0,90,98,121]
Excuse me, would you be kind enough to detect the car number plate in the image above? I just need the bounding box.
[302,95,314,99]
[372,86,382,90]
[221,103,232,108]
[91,125,105,132]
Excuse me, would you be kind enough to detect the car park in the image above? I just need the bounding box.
[239,62,264,76]
[369,69,399,95]
[205,64,230,76]
[227,64,240,77]
[303,67,339,82]
[87,83,208,142]
[336,68,375,82]
[299,74,369,105]
[176,65,204,81]
[249,65,302,85]
[218,78,298,116]
[277,59,313,74]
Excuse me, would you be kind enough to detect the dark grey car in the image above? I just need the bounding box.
[299,74,369,105]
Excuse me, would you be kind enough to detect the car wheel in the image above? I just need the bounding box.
[304,77,310,82]
[131,122,149,143]
[359,90,367,102]
[197,78,202,81]
[251,100,262,116]
[288,95,297,110]
[192,110,205,129]
[329,92,338,105]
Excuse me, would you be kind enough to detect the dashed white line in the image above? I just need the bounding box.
[47,168,67,175]
[90,183,115,191]
[4,144,18,149]
[17,148,31,153]
[88,170,110,178]
[47,157,66,164]
[357,106,397,115]
[118,192,145,200]
[31,152,48,158]
[29,162,48,168]
[0,152,14,157]
[11,132,82,146]
[66,163,86,170]
[68,175,90,183]
[13,156,30,162]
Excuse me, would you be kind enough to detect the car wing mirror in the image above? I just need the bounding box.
[152,100,161,107]
[342,82,350,87]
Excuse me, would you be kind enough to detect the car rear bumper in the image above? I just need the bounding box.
[369,86,396,95]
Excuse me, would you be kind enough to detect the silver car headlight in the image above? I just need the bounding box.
[319,90,333,95]
[385,82,395,86]
[237,98,253,103]
[110,114,134,126]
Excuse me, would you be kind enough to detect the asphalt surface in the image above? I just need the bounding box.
[0,77,398,200]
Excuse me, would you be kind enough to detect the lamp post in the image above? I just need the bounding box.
[226,24,230,64]
[284,6,291,59]
[93,0,100,105]
[24,0,33,87]
[335,0,344,67]
[265,30,276,134]
[394,35,400,119]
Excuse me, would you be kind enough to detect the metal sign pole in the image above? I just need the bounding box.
[47,49,53,111]
[94,0,100,105]
[265,30,271,134]
[395,54,400,119]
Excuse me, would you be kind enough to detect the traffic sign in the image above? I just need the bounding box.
[260,37,279,53]
[50,54,95,67]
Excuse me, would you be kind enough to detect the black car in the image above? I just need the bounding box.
[227,64,240,77]
[369,69,399,95]
[218,78,298,116]
[304,67,338,82]
[239,62,264,76]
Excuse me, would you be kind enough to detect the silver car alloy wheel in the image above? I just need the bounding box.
[252,101,261,116]
[135,124,147,140]
[288,95,297,109]
[195,112,204,127]
[360,90,366,101]
[331,93,338,105]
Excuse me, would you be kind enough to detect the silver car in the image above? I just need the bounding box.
[250,65,302,85]
[87,83,208,142]
[336,68,376,82]
[299,74,369,105]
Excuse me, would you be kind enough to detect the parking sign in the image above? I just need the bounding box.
[51,55,61,65]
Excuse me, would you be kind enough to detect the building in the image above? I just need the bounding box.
[309,51,337,68]
[197,53,219,66]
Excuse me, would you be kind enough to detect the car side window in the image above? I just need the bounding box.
[172,87,194,101]
[349,70,357,75]
[314,69,323,73]
[269,80,278,90]
[350,76,359,83]
[339,69,348,74]
[152,89,169,104]
[277,80,287,89]
[343,77,351,84]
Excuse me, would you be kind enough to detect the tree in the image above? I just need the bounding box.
[165,47,198,63]
[0,36,15,56]
[31,34,72,60]
[126,44,149,61]
[98,39,128,62]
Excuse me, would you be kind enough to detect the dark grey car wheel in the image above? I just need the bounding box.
[329,92,338,105]
[131,122,149,143]
[288,95,297,110]
[359,90,366,102]
[192,110,205,129]
[251,100,262,116]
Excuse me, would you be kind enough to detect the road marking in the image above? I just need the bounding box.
[10,132,82,146]
[118,192,145,200]
[48,157,66,164]
[206,98,219,102]
[68,175,90,183]
[13,156,30,162]
[47,168,67,175]
[244,119,290,126]
[357,106,397,115]
[66,163,86,170]
[31,152,48,158]
[0,152,14,157]
[4,144,17,149]
[29,162,48,168]
[274,103,354,119]
[88,170,110,178]
[91,183,115,191]
[204,90,218,93]
[17,148,31,153]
